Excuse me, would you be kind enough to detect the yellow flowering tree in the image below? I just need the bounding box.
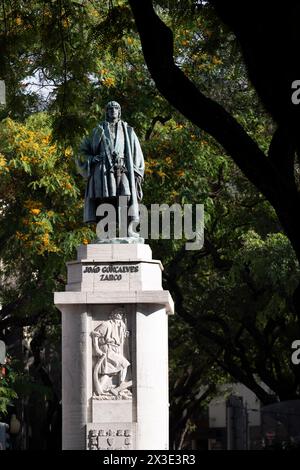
[0,113,94,324]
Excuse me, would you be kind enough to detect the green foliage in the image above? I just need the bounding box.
[232,231,299,296]
[0,363,18,416]
[0,0,300,449]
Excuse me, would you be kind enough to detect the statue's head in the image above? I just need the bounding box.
[109,307,125,322]
[106,101,121,122]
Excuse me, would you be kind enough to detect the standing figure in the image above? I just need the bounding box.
[77,101,144,234]
[92,308,130,398]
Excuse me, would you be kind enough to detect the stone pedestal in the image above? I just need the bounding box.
[54,243,174,450]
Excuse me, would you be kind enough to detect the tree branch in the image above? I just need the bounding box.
[145,114,172,140]
[129,0,288,204]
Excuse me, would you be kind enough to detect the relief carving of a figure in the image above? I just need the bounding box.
[92,308,131,399]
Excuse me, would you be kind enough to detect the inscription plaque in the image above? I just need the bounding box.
[83,264,139,281]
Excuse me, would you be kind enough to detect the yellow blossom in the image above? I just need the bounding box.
[82,238,89,245]
[91,8,100,18]
[176,170,185,177]
[0,154,7,167]
[157,170,166,178]
[41,233,50,245]
[48,145,57,154]
[127,37,134,45]
[212,56,222,65]
[64,147,73,158]
[100,68,109,75]
[30,208,41,215]
[15,17,23,26]
[165,156,173,165]
[102,77,115,88]
[16,231,28,241]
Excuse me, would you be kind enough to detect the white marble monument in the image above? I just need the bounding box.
[54,243,174,450]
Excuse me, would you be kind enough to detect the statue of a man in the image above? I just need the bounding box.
[77,101,144,233]
[92,308,130,397]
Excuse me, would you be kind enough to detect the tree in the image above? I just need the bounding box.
[128,0,300,313]
[1,0,300,449]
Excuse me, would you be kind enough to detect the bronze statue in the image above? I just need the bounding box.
[77,101,144,238]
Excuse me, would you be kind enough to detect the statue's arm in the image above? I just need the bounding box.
[92,331,107,356]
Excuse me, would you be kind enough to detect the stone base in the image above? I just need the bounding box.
[54,243,174,450]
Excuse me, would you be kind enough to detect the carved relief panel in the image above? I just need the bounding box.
[91,307,132,400]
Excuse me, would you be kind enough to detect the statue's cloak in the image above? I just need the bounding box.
[77,121,144,223]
